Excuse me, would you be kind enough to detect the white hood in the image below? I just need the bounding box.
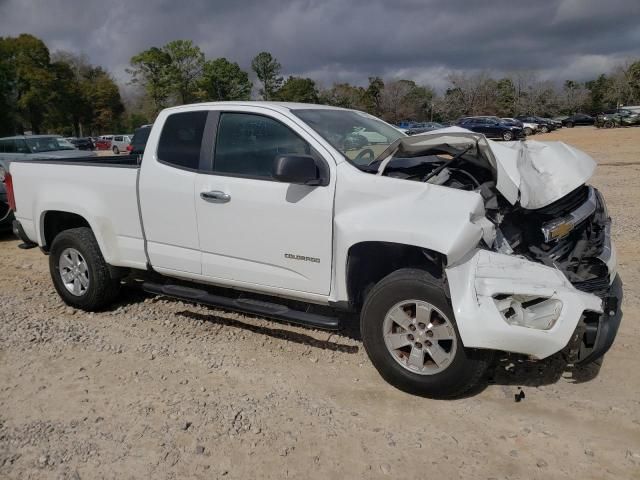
[387,128,596,209]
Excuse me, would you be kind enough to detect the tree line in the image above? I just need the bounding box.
[0,34,135,137]
[1,34,639,137]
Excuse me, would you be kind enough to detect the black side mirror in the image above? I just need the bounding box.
[273,155,323,186]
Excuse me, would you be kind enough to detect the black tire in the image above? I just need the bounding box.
[112,146,119,154]
[523,127,533,136]
[540,125,549,133]
[603,120,615,129]
[49,227,121,311]
[360,268,492,398]
[565,121,574,128]
[502,131,513,141]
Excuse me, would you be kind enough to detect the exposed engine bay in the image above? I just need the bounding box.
[367,136,613,297]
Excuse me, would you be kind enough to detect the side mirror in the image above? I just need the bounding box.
[273,155,323,186]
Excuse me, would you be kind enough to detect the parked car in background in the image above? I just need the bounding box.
[501,118,538,136]
[68,137,95,150]
[95,138,112,150]
[406,122,444,135]
[110,134,133,154]
[595,109,640,128]
[127,125,152,156]
[515,116,557,133]
[539,117,562,129]
[562,114,595,128]
[0,135,91,164]
[457,116,524,140]
[0,178,12,232]
[0,135,95,229]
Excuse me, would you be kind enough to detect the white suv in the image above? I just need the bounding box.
[110,134,132,154]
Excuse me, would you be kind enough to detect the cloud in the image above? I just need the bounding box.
[1,0,639,91]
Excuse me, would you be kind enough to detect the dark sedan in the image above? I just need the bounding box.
[457,117,524,141]
[68,137,95,150]
[562,114,595,128]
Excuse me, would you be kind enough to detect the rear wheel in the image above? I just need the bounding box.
[360,268,492,398]
[540,125,549,133]
[565,121,574,128]
[112,146,119,154]
[49,227,121,311]
[502,131,513,141]
[603,120,615,129]
[523,127,533,136]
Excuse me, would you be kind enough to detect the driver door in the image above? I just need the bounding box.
[194,110,336,295]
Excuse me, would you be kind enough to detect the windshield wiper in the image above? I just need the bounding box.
[422,145,473,183]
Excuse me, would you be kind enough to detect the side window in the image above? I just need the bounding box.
[14,139,29,153]
[214,113,310,179]
[114,136,123,142]
[157,111,208,170]
[0,139,17,153]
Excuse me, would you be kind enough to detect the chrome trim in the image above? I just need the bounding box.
[541,187,597,242]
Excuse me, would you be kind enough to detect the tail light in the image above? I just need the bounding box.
[127,144,133,152]
[3,170,16,211]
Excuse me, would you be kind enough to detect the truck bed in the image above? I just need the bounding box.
[9,158,147,270]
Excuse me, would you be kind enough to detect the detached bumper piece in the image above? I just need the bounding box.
[566,274,623,364]
[12,219,38,249]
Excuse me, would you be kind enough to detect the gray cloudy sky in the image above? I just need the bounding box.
[1,0,639,90]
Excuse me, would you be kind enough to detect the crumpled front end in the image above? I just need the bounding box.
[446,185,623,362]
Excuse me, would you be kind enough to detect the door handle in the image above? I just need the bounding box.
[200,191,231,203]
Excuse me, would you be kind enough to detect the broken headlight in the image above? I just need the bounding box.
[493,295,563,330]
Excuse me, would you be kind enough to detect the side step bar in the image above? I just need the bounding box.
[142,282,341,330]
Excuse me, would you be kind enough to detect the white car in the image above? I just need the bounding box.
[110,134,133,154]
[5,102,622,398]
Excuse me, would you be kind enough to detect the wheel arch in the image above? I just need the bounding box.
[344,241,447,310]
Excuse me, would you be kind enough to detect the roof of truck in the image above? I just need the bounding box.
[163,101,349,114]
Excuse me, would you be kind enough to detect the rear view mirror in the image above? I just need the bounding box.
[273,155,323,186]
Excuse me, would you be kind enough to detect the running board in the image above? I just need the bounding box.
[142,282,341,330]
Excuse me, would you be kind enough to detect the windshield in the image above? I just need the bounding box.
[291,109,404,166]
[25,136,76,152]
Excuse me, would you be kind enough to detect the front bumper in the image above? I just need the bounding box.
[446,249,621,360]
[567,273,623,364]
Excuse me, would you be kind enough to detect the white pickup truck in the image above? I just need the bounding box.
[3,102,622,398]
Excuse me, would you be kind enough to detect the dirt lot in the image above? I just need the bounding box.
[1,126,639,479]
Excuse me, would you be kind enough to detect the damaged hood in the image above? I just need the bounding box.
[382,127,596,209]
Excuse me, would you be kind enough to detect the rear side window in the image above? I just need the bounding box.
[0,139,15,153]
[157,111,207,170]
[214,113,310,179]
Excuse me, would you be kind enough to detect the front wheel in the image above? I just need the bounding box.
[360,269,492,398]
[540,125,549,133]
[523,127,533,136]
[49,227,121,311]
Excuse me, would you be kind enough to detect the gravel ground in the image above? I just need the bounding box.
[1,126,639,479]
